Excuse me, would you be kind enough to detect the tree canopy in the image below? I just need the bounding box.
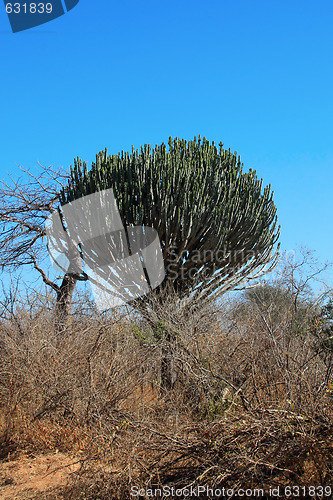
[60,136,280,309]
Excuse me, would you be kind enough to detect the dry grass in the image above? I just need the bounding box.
[0,273,333,499]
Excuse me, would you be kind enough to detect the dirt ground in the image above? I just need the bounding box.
[0,452,80,499]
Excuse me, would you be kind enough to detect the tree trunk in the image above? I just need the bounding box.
[54,274,77,333]
[161,332,177,390]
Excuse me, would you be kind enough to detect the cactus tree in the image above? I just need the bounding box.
[60,136,280,389]
[60,136,280,309]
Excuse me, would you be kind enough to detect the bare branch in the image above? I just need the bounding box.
[0,164,66,270]
[31,255,60,293]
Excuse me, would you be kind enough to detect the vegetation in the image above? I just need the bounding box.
[1,139,333,498]
[0,250,332,499]
[60,136,280,387]
[62,136,280,307]
[0,137,280,342]
[0,165,86,330]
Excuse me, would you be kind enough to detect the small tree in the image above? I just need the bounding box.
[61,136,280,387]
[0,165,87,330]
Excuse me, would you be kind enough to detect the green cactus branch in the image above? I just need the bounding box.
[60,136,280,306]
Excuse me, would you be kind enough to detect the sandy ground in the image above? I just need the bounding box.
[0,452,80,499]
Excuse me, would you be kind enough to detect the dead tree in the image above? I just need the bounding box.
[0,164,87,331]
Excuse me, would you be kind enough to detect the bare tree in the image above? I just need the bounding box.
[0,164,88,329]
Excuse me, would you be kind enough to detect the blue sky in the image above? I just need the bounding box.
[1,0,333,290]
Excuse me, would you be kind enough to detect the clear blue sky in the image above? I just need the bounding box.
[1,0,333,286]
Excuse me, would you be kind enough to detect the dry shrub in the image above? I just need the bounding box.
[0,290,160,456]
[0,252,333,498]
